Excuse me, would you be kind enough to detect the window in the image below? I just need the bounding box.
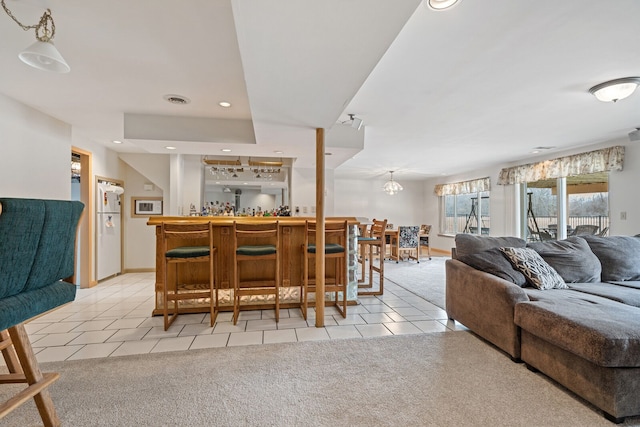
[436,177,490,235]
[522,173,609,241]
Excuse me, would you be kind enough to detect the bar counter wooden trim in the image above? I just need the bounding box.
[147,216,359,226]
[147,216,360,317]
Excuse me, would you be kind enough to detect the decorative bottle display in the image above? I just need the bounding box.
[193,202,291,217]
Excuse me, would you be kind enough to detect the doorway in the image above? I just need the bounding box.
[71,147,95,288]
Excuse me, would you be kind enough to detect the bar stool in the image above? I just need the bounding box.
[161,222,217,331]
[357,223,369,284]
[301,220,349,320]
[357,218,387,296]
[232,221,280,325]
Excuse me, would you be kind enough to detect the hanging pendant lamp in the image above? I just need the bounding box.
[383,171,403,195]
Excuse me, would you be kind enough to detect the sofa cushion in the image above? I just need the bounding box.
[567,282,640,308]
[500,247,568,290]
[454,234,526,258]
[527,237,601,283]
[515,297,640,367]
[457,247,527,287]
[582,235,640,281]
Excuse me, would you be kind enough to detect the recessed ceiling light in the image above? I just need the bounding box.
[112,140,122,144]
[165,146,177,150]
[274,150,284,154]
[531,150,540,154]
[219,101,231,108]
[221,148,232,153]
[243,182,248,185]
[427,0,461,10]
[163,94,191,105]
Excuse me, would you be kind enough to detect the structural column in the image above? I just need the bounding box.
[315,128,325,327]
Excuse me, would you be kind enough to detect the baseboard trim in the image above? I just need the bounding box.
[123,268,156,273]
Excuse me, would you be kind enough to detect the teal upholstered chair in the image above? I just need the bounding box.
[0,198,84,426]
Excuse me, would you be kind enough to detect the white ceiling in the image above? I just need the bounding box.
[2,0,640,182]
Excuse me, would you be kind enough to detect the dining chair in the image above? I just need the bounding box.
[232,221,280,324]
[161,222,217,331]
[397,226,420,262]
[301,220,348,320]
[419,224,432,260]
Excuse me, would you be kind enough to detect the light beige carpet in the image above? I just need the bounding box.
[3,331,639,426]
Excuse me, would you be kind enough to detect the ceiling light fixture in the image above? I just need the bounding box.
[589,77,640,102]
[165,146,177,150]
[112,140,123,144]
[1,0,70,73]
[221,148,232,153]
[219,101,231,108]
[383,171,403,195]
[427,0,462,10]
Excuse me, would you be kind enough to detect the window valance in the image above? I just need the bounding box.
[497,145,624,185]
[434,177,490,196]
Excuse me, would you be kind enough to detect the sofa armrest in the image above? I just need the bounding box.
[446,259,530,359]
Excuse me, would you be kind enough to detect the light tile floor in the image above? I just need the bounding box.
[24,272,465,362]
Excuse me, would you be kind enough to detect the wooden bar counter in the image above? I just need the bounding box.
[147,216,359,316]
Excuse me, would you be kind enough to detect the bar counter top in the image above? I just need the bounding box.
[146,216,360,226]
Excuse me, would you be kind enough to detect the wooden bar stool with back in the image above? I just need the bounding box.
[232,221,280,325]
[357,218,387,296]
[301,220,349,320]
[161,222,218,331]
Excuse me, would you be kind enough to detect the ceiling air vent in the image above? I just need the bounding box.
[163,94,191,105]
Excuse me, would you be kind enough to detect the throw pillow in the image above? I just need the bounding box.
[454,234,526,258]
[582,235,640,281]
[500,247,568,290]
[457,247,527,287]
[527,237,602,283]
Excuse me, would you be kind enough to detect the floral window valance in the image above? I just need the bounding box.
[434,177,490,196]
[497,145,624,185]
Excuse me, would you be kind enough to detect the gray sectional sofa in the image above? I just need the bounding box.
[446,234,640,424]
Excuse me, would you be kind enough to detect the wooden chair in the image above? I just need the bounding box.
[0,198,84,427]
[232,221,280,325]
[419,224,432,260]
[301,220,348,320]
[357,218,387,296]
[161,222,217,331]
[396,226,420,262]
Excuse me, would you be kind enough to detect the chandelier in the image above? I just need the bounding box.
[383,171,403,195]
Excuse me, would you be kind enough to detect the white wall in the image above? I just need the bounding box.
[334,177,425,227]
[291,166,335,216]
[0,93,71,199]
[122,162,164,271]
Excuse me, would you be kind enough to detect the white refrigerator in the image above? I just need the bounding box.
[97,183,122,280]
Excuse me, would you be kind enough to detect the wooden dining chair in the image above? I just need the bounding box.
[419,224,432,260]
